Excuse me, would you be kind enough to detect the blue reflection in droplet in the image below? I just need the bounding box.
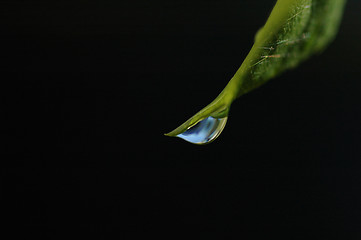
[177,116,227,144]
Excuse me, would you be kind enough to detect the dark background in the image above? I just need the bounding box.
[2,0,361,238]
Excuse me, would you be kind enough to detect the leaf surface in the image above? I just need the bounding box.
[166,0,346,139]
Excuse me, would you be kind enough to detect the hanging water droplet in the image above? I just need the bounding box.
[176,116,228,144]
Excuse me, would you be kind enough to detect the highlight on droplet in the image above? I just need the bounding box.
[176,116,228,145]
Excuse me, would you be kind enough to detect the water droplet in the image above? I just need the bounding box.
[177,116,228,144]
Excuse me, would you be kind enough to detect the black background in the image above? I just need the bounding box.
[2,0,361,238]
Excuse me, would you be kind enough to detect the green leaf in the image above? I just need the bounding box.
[165,0,346,142]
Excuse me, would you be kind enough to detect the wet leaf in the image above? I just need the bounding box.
[166,0,346,143]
